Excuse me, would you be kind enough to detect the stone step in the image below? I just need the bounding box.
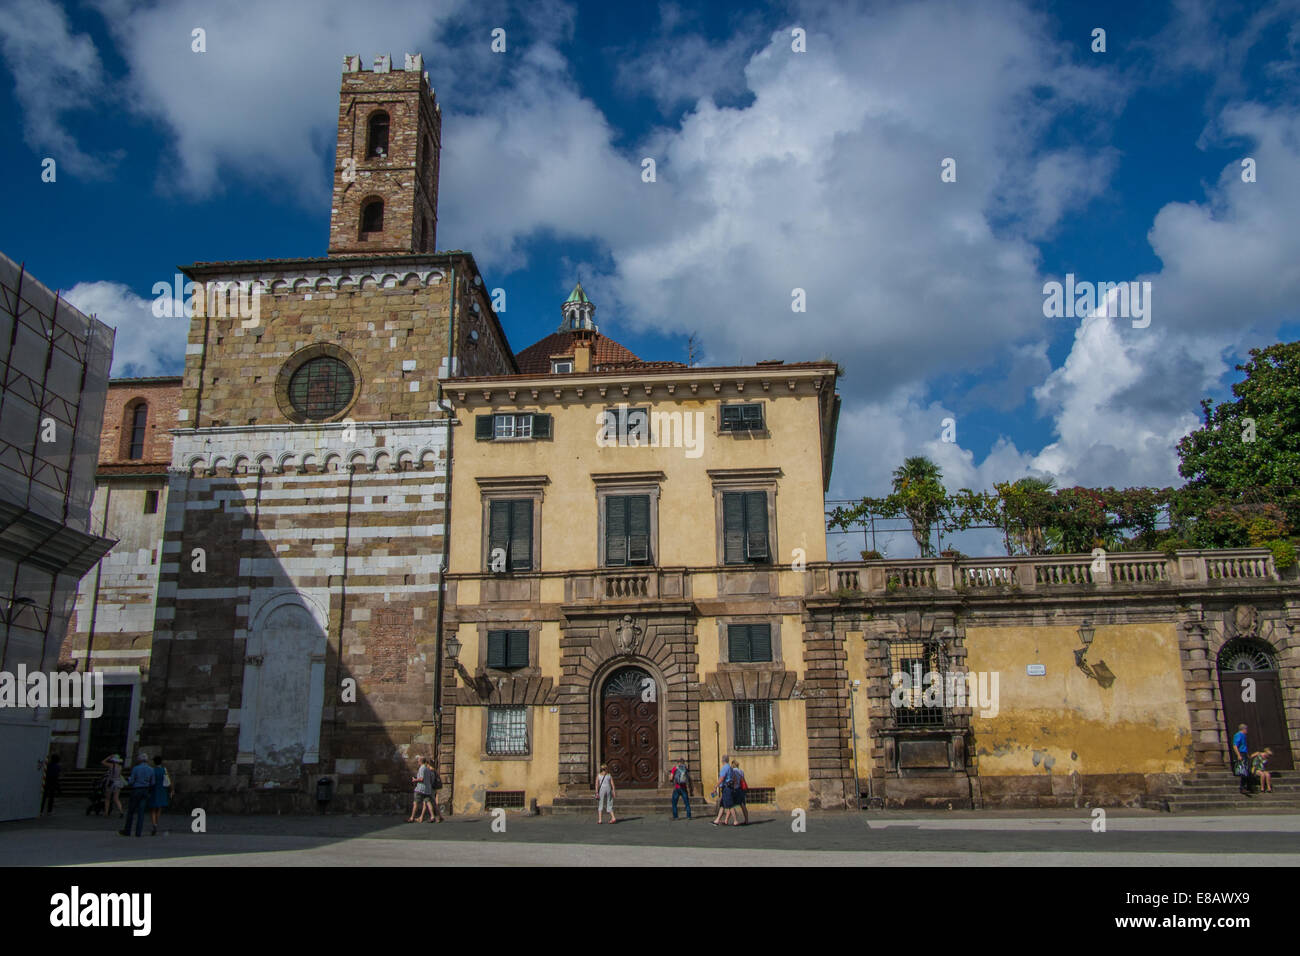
[1166,800,1300,812]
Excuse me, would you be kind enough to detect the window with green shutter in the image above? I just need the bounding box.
[722,491,770,564]
[720,403,765,432]
[475,414,553,441]
[727,623,773,663]
[605,494,651,566]
[488,499,534,571]
[487,630,530,669]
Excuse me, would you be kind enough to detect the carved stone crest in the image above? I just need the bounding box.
[613,615,644,657]
[1232,604,1259,639]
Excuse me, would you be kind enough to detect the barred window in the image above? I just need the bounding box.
[734,701,775,750]
[889,639,949,727]
[486,706,528,755]
[287,357,355,421]
[720,403,764,432]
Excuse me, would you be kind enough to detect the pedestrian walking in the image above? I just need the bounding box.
[424,757,445,822]
[119,753,153,837]
[711,755,735,827]
[41,753,62,814]
[1232,724,1251,794]
[409,756,434,822]
[730,759,749,825]
[668,758,692,820]
[596,764,617,824]
[147,756,172,835]
[102,754,125,816]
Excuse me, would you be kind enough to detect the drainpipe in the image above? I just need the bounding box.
[83,482,112,677]
[433,263,456,770]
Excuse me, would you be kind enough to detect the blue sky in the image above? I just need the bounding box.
[2,0,1298,556]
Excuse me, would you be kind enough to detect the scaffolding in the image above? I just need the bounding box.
[0,250,116,674]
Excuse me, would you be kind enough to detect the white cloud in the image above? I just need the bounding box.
[0,0,115,176]
[63,281,186,378]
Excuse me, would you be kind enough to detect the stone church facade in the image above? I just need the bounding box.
[139,55,516,807]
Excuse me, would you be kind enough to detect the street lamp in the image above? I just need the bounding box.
[1074,619,1114,687]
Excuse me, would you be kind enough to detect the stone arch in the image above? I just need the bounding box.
[588,655,668,790]
[232,454,250,475]
[372,450,391,472]
[395,448,414,471]
[300,452,318,473]
[323,452,342,473]
[255,454,274,473]
[186,456,206,478]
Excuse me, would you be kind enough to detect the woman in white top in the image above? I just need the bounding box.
[101,755,125,817]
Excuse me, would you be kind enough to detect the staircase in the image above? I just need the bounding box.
[58,768,109,799]
[548,788,716,816]
[1153,771,1300,812]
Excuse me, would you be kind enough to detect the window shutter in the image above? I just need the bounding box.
[749,623,772,662]
[628,495,650,563]
[476,415,494,440]
[489,501,510,568]
[723,493,745,564]
[531,413,552,439]
[509,499,533,571]
[743,404,764,429]
[745,491,769,560]
[728,624,751,663]
[507,631,529,668]
[721,405,740,431]
[606,495,627,566]
[486,631,507,668]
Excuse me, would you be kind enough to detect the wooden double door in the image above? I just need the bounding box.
[601,666,659,787]
[1219,669,1294,770]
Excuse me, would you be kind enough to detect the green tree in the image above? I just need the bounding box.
[891,456,945,557]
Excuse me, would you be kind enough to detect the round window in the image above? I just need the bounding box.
[287,356,355,421]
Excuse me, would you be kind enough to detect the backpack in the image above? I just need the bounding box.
[672,765,688,786]
[431,768,443,791]
[728,768,742,791]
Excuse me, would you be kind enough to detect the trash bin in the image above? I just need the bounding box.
[315,777,334,812]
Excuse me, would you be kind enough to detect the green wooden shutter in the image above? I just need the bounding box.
[745,491,769,560]
[507,631,530,668]
[476,415,494,440]
[531,413,552,439]
[487,630,507,668]
[606,495,627,566]
[509,499,533,571]
[749,623,772,662]
[488,501,510,569]
[628,495,650,563]
[723,492,745,564]
[728,624,751,663]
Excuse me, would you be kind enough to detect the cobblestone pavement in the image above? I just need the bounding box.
[3,804,1299,866]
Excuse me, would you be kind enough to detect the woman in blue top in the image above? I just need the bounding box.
[148,756,171,835]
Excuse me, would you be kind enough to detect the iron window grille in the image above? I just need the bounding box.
[484,790,526,810]
[1217,638,1278,671]
[605,494,651,566]
[487,630,529,669]
[487,498,534,572]
[486,706,529,755]
[745,787,776,804]
[287,357,355,421]
[734,701,776,749]
[728,623,773,663]
[889,639,951,727]
[722,491,770,563]
[720,403,764,432]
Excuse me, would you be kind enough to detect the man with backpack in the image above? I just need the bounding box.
[668,758,691,820]
[712,755,735,826]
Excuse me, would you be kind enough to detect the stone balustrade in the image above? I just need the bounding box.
[820,548,1286,596]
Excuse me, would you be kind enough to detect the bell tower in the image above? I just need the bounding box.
[328,53,441,256]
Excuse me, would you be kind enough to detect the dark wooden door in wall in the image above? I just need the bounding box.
[86,684,133,765]
[1219,670,1294,770]
[601,667,659,787]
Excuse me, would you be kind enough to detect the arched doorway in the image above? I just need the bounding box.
[600,666,659,788]
[1217,638,1294,770]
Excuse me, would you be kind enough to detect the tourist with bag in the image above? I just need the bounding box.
[147,755,172,835]
[668,758,692,820]
[596,764,617,824]
[730,759,749,825]
[1232,724,1251,794]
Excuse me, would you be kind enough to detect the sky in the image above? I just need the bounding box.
[2,0,1298,559]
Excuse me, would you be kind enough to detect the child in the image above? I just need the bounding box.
[596,764,617,824]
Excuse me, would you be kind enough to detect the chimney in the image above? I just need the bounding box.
[574,342,591,372]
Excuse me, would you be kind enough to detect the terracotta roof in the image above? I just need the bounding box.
[514,331,643,375]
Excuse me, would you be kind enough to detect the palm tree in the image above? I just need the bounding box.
[891,457,945,557]
[1007,476,1055,555]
